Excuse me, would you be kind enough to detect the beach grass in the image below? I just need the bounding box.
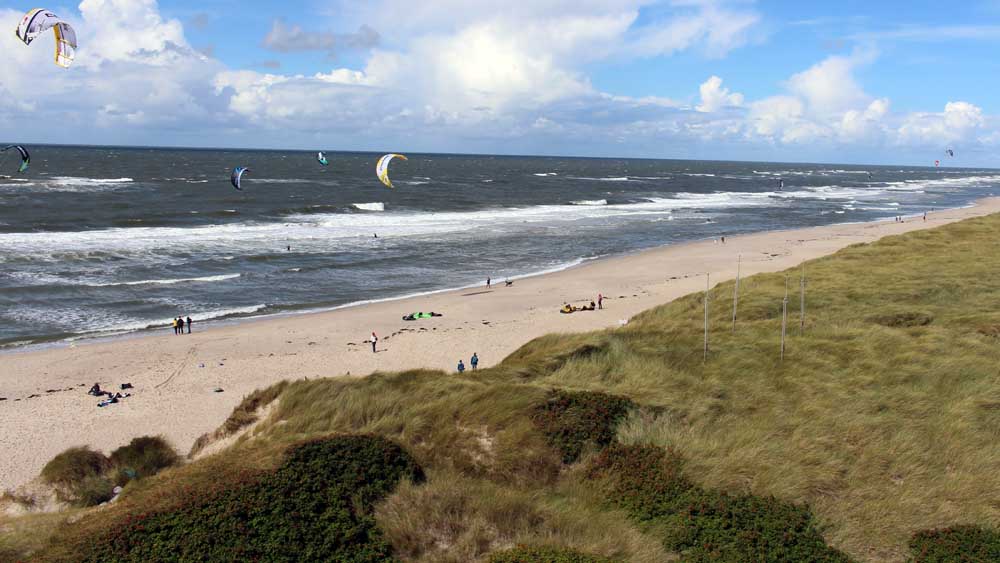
[7,213,1000,562]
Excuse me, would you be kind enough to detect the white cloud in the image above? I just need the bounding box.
[1,0,998,162]
[696,76,743,112]
[897,101,985,146]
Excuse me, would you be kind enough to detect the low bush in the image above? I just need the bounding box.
[40,447,110,488]
[489,545,620,562]
[908,525,1000,562]
[76,434,423,562]
[531,390,634,463]
[109,436,179,486]
[40,447,114,507]
[868,311,933,327]
[588,444,853,563]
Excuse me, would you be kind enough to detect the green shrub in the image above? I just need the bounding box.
[530,390,634,463]
[908,525,1000,562]
[40,447,110,488]
[588,444,853,563]
[40,447,114,506]
[78,434,423,562]
[109,436,179,486]
[74,475,116,507]
[489,545,621,562]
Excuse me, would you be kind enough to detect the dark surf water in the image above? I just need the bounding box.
[1,146,997,346]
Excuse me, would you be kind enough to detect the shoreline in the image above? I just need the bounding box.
[0,206,961,356]
[3,198,999,492]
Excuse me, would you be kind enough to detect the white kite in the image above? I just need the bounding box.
[15,8,77,68]
[376,154,407,188]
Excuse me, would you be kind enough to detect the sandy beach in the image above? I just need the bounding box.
[3,200,999,492]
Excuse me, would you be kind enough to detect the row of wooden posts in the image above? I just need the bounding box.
[703,255,806,362]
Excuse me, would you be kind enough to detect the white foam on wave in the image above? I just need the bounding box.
[570,199,608,206]
[352,202,385,211]
[86,273,241,287]
[533,172,558,177]
[0,176,135,193]
[51,177,133,185]
[683,173,716,177]
[571,176,631,182]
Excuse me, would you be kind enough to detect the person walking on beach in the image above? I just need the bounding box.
[470,353,478,371]
[598,293,603,310]
[457,359,465,374]
[371,332,378,353]
[186,316,193,334]
[486,277,491,288]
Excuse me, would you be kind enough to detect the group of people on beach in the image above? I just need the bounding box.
[172,316,193,335]
[457,353,478,373]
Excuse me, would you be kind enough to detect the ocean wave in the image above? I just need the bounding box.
[86,273,241,287]
[570,176,631,182]
[570,199,608,206]
[683,173,716,177]
[50,177,134,185]
[352,202,385,211]
[533,172,558,177]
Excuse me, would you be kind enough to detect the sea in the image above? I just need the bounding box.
[0,145,997,348]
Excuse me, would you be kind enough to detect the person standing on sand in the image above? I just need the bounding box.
[486,277,491,288]
[471,353,478,371]
[598,293,603,310]
[457,359,465,373]
[173,317,180,335]
[371,332,378,353]
[186,316,193,334]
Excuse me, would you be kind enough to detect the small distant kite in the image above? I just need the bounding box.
[945,148,955,157]
[15,8,77,68]
[934,160,940,168]
[230,167,249,190]
[317,152,329,166]
[1,145,30,173]
[376,154,407,188]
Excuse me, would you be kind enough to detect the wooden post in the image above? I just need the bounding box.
[704,273,710,361]
[799,265,806,334]
[731,255,741,333]
[781,275,789,361]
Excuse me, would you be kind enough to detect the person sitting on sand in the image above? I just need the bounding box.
[88,382,102,396]
[561,304,574,314]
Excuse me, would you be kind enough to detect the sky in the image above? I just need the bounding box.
[2,0,1000,166]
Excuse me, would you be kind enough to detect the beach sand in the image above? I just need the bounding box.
[3,200,999,492]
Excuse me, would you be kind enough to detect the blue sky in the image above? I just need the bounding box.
[2,0,999,165]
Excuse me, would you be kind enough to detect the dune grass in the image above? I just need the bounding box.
[8,213,1000,562]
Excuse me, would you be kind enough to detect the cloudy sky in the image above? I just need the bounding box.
[2,0,999,165]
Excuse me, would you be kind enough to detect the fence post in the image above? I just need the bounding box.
[732,255,741,333]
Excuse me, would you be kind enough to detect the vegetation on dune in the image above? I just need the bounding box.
[188,380,288,457]
[69,435,423,563]
[10,214,1000,562]
[37,438,180,508]
[907,526,1000,563]
[488,545,622,562]
[530,389,635,463]
[588,444,852,562]
[109,436,180,486]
